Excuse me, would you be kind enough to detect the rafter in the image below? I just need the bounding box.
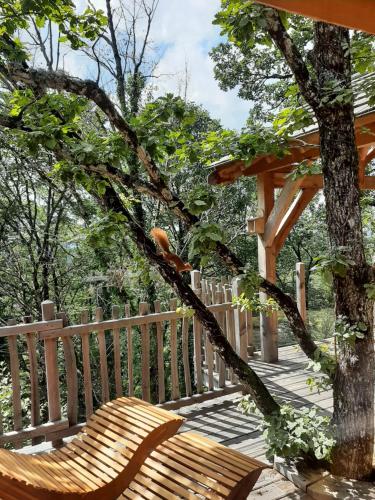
[209,112,375,186]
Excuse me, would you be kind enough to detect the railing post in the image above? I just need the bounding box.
[96,307,109,404]
[296,262,307,323]
[215,284,226,388]
[224,285,236,383]
[232,278,248,362]
[125,304,133,397]
[24,315,42,445]
[80,309,93,419]
[57,312,78,427]
[154,300,165,403]
[169,298,180,400]
[191,270,203,393]
[7,318,22,448]
[139,302,151,402]
[42,300,62,447]
[112,305,122,398]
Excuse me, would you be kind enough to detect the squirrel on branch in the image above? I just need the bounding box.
[150,228,192,273]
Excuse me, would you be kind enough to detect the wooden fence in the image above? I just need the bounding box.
[0,270,254,449]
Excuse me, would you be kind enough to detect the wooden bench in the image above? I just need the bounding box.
[121,431,267,499]
[0,397,184,499]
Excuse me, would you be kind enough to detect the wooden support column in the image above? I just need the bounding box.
[256,173,278,363]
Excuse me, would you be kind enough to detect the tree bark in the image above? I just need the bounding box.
[314,22,374,480]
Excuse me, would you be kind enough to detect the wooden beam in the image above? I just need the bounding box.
[256,0,375,36]
[273,174,323,189]
[263,176,304,247]
[274,188,318,255]
[273,174,375,190]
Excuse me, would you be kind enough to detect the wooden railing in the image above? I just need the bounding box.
[0,270,254,449]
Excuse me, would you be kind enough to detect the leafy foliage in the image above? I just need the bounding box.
[312,248,355,285]
[305,344,335,392]
[176,305,195,318]
[306,346,336,378]
[232,292,278,315]
[0,0,106,58]
[333,316,367,347]
[188,223,225,266]
[238,396,335,461]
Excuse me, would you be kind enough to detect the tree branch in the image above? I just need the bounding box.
[261,7,319,110]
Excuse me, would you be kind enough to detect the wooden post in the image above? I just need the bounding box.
[125,304,133,397]
[24,315,41,444]
[139,302,151,402]
[296,262,307,322]
[215,286,226,388]
[57,312,78,427]
[190,271,203,393]
[42,300,62,447]
[96,307,109,404]
[257,173,278,362]
[112,305,122,397]
[203,292,214,391]
[181,316,192,397]
[246,311,254,356]
[154,300,165,403]
[224,286,236,383]
[7,319,22,449]
[80,309,93,419]
[232,278,248,362]
[169,298,180,400]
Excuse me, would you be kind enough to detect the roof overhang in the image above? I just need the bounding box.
[256,0,375,35]
[208,110,375,185]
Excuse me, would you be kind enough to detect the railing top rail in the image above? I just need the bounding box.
[38,302,233,340]
[0,319,63,338]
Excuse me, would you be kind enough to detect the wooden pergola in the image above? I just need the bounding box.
[208,105,375,363]
[256,0,375,35]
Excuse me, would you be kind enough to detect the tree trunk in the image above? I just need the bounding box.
[314,22,374,479]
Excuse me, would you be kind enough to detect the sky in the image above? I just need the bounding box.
[149,0,250,129]
[64,0,250,130]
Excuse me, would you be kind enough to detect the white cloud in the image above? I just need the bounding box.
[149,0,250,129]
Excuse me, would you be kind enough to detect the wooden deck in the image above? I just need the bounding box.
[175,344,331,498]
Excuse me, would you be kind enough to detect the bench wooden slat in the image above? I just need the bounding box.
[124,431,267,500]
